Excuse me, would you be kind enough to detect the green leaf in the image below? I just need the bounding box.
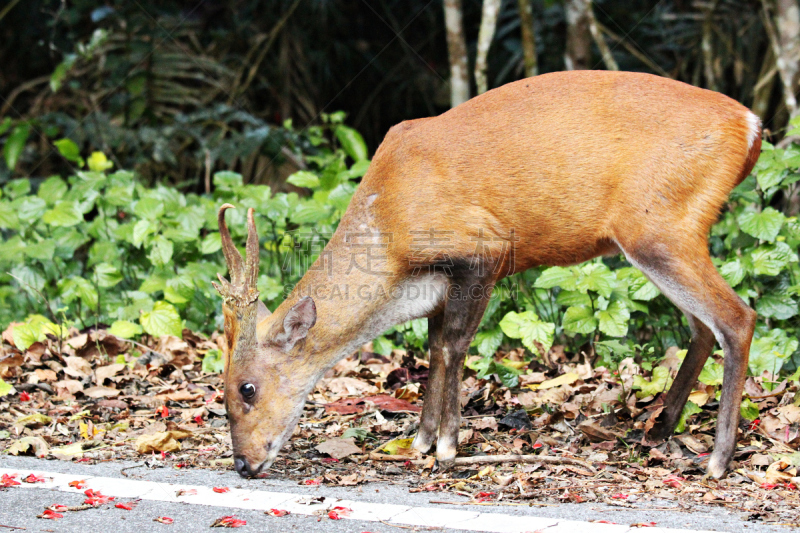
[24,240,55,261]
[58,277,98,309]
[749,242,798,277]
[499,311,555,355]
[108,320,142,339]
[202,349,225,374]
[698,359,724,386]
[134,197,165,220]
[738,208,786,241]
[132,219,155,248]
[675,401,702,433]
[0,379,14,397]
[335,125,368,161]
[0,200,19,229]
[53,139,84,166]
[597,300,630,337]
[3,123,30,171]
[562,305,597,335]
[291,202,328,224]
[749,329,799,377]
[534,266,578,290]
[633,366,673,398]
[94,263,123,288]
[213,171,243,192]
[140,301,183,338]
[618,268,660,300]
[12,324,39,351]
[200,232,222,254]
[756,166,785,190]
[43,201,83,227]
[4,178,30,199]
[471,327,504,358]
[756,293,799,320]
[148,236,174,267]
[740,399,760,422]
[14,196,46,224]
[372,336,394,356]
[577,263,615,297]
[37,176,68,205]
[87,152,113,172]
[286,171,320,188]
[719,259,746,287]
[556,290,592,307]
[494,362,522,388]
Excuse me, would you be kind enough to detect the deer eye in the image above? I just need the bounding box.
[239,383,256,400]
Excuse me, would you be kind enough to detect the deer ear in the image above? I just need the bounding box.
[278,296,316,349]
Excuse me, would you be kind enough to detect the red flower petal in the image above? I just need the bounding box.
[213,487,230,493]
[24,474,45,483]
[155,516,174,524]
[267,509,290,517]
[39,509,63,520]
[116,501,138,510]
[68,480,86,489]
[19,391,30,401]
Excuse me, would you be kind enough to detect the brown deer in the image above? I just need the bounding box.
[213,71,762,479]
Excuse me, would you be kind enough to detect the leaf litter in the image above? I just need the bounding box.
[3,324,800,526]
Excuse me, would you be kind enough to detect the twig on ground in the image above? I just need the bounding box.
[450,454,597,473]
[120,464,146,477]
[429,499,556,507]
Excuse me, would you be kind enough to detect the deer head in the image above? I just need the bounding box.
[213,204,317,477]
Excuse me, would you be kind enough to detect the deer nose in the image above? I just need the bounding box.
[234,456,257,478]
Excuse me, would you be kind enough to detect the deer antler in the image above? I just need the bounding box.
[212,204,260,307]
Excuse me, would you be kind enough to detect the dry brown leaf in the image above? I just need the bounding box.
[82,386,121,398]
[63,356,92,378]
[315,437,362,460]
[95,363,126,383]
[34,368,57,381]
[54,379,83,394]
[134,429,191,454]
[472,417,498,431]
[7,436,49,457]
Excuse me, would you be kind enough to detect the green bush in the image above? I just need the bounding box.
[2,117,799,387]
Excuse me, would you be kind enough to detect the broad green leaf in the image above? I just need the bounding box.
[213,171,243,191]
[556,290,591,307]
[577,263,616,297]
[108,320,142,339]
[348,159,371,178]
[12,324,39,351]
[562,305,597,335]
[58,277,98,309]
[286,171,320,188]
[148,236,174,267]
[37,176,68,205]
[4,178,30,198]
[335,125,368,161]
[534,266,578,290]
[104,184,134,206]
[597,300,630,337]
[740,399,760,421]
[618,268,660,300]
[471,327,504,358]
[738,208,786,241]
[94,263,123,288]
[494,362,523,388]
[372,336,393,356]
[0,379,13,397]
[756,166,785,190]
[132,219,155,248]
[719,259,746,287]
[756,293,799,320]
[200,232,222,254]
[53,139,84,166]
[87,151,113,172]
[675,401,702,433]
[3,123,30,170]
[24,240,55,261]
[140,301,183,338]
[43,201,83,227]
[202,349,225,374]
[633,366,673,398]
[499,310,555,355]
[749,242,798,277]
[14,196,47,224]
[749,329,799,377]
[698,359,724,386]
[291,202,328,224]
[0,200,18,229]
[134,197,165,220]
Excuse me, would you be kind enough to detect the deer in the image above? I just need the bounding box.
[213,70,762,480]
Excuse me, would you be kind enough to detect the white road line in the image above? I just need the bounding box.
[0,468,719,533]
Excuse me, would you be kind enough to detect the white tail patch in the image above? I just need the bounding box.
[746,112,761,150]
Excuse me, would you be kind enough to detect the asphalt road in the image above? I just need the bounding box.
[0,455,792,533]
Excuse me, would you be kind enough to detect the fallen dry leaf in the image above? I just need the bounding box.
[315,437,362,460]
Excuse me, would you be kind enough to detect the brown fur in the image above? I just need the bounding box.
[221,71,761,478]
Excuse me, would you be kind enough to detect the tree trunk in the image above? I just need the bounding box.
[443,0,470,107]
[565,0,592,70]
[518,0,538,77]
[763,0,800,117]
[475,0,502,94]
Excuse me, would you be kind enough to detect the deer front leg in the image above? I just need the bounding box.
[412,313,445,454]
[435,277,494,467]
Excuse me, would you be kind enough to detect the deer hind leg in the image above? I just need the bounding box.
[621,242,756,479]
[435,275,494,467]
[648,314,715,440]
[412,313,445,454]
